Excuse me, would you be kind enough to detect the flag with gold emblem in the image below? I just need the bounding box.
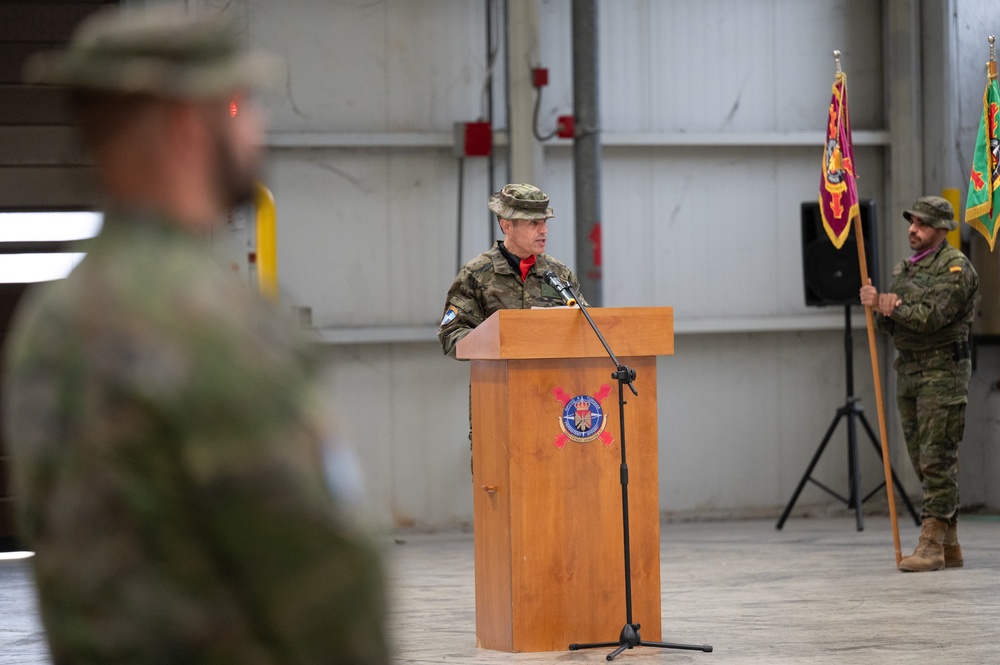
[819,71,859,249]
[965,61,1000,251]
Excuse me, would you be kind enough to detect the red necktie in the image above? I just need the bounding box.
[519,254,536,281]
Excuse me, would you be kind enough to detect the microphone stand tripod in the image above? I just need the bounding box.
[563,288,713,661]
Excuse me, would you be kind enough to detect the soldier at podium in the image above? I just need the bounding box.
[438,183,586,357]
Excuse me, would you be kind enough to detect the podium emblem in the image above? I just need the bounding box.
[552,384,614,448]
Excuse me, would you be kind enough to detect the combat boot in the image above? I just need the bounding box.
[943,521,963,568]
[898,517,947,572]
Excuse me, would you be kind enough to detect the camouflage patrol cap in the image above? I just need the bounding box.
[488,183,555,221]
[23,5,277,99]
[903,196,957,231]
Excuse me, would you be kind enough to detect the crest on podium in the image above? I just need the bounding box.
[552,384,613,448]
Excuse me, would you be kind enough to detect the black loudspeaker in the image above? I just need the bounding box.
[801,199,878,306]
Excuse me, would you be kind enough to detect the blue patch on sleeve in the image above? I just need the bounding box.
[441,307,458,326]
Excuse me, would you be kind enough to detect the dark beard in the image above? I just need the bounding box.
[211,121,259,210]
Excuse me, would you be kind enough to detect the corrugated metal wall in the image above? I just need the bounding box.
[3,0,997,530]
[237,0,898,528]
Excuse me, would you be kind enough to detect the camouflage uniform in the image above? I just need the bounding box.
[438,183,586,357]
[437,243,586,357]
[873,197,979,523]
[4,8,389,664]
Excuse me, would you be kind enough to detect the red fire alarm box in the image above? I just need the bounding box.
[556,115,575,139]
[454,121,492,157]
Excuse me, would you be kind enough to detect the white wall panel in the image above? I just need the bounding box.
[385,2,487,131]
[658,330,901,516]
[314,329,903,529]
[384,152,475,322]
[257,0,887,329]
[248,1,389,131]
[17,0,983,537]
[647,0,777,132]
[257,138,893,330]
[316,345,396,526]
[307,329,904,528]
[771,0,883,131]
[267,150,392,325]
[267,149,473,328]
[535,0,882,135]
[596,144,885,317]
[203,0,978,529]
[246,0,486,133]
[320,344,472,530]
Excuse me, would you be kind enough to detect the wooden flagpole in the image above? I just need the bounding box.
[835,50,902,567]
[854,222,902,568]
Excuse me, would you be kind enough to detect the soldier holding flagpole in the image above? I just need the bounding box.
[821,51,903,566]
[860,197,978,572]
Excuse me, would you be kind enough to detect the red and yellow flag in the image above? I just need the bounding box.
[965,62,1000,251]
[819,71,860,249]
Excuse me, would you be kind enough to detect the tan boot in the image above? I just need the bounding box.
[943,521,964,568]
[899,517,947,572]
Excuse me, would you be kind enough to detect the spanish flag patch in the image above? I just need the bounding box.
[950,266,962,273]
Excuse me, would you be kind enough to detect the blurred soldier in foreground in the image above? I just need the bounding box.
[860,196,978,573]
[437,183,586,357]
[4,7,389,663]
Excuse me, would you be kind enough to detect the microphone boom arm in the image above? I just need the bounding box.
[563,282,637,396]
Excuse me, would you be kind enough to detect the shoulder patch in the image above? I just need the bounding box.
[950,266,962,273]
[440,306,458,326]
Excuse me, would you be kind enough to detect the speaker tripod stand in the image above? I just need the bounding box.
[776,305,920,531]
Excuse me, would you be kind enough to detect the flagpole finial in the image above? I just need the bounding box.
[833,50,842,75]
[990,36,997,80]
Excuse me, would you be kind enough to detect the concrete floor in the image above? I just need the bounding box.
[3,515,999,664]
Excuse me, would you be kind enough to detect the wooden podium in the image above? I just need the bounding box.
[456,306,673,652]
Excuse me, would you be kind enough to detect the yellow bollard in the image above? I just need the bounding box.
[941,187,961,249]
[254,182,278,301]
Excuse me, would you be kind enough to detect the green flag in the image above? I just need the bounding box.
[965,74,1000,251]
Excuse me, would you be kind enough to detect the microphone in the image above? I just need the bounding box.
[542,270,578,307]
